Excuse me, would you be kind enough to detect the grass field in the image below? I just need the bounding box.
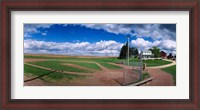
[142,59,172,67]
[25,55,172,67]
[29,61,91,73]
[25,64,80,81]
[99,62,122,69]
[67,62,102,70]
[125,58,172,67]
[142,72,150,80]
[25,54,124,63]
[162,65,176,84]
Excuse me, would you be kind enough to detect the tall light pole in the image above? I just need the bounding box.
[126,36,130,66]
[106,45,108,62]
[139,51,143,81]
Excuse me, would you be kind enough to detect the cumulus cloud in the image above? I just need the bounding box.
[131,38,176,55]
[24,24,53,37]
[24,24,176,42]
[41,31,48,36]
[79,24,176,41]
[24,39,123,56]
[79,24,132,35]
[63,24,176,55]
[24,24,176,55]
[41,33,47,36]
[159,40,176,51]
[131,38,152,50]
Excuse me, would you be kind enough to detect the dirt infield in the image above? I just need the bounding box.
[142,68,174,86]
[24,75,52,86]
[24,58,128,86]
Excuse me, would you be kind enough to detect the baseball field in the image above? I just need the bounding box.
[24,54,174,86]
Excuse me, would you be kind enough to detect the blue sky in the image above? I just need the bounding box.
[24,24,176,56]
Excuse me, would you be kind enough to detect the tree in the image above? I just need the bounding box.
[118,43,127,59]
[118,42,138,59]
[167,53,173,59]
[149,46,161,58]
[130,47,139,56]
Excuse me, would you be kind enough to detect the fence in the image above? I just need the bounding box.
[115,60,143,86]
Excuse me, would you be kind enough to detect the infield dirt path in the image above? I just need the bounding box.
[67,62,122,86]
[24,75,53,86]
[141,59,175,86]
[141,68,174,86]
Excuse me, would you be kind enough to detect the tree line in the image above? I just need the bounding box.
[118,42,175,59]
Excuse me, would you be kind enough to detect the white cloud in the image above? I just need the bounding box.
[160,40,176,51]
[41,31,48,36]
[24,24,176,42]
[24,24,53,37]
[133,24,176,41]
[131,38,176,55]
[80,24,132,35]
[24,39,123,56]
[41,33,47,36]
[131,38,152,50]
[24,24,176,55]
[79,24,176,41]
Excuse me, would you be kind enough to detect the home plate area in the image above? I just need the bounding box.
[115,68,140,86]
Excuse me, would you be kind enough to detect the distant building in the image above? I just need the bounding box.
[160,51,167,58]
[141,51,154,59]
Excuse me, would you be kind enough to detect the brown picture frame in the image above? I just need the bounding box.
[1,0,199,110]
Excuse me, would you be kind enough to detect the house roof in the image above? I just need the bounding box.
[142,50,152,53]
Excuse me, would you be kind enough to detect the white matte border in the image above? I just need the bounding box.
[11,11,189,99]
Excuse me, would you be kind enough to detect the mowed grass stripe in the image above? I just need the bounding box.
[24,64,80,80]
[29,61,91,73]
[99,62,122,69]
[67,62,101,70]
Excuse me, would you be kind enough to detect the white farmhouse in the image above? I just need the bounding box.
[141,51,154,59]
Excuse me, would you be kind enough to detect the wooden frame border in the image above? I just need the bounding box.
[1,0,199,110]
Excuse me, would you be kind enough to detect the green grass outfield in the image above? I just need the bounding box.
[142,59,172,67]
[25,55,124,63]
[67,62,102,70]
[25,55,172,68]
[24,64,80,81]
[125,58,172,67]
[28,61,91,73]
[162,65,176,84]
[99,62,122,69]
